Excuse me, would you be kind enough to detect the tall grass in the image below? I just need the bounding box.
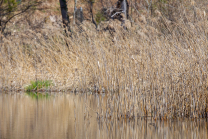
[0,0,208,119]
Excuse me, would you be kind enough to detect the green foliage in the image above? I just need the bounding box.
[56,7,60,12]
[25,80,53,92]
[95,11,106,24]
[4,0,18,13]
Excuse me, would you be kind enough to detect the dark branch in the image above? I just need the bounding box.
[89,1,97,29]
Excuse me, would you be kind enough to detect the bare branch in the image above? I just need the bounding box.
[1,1,41,33]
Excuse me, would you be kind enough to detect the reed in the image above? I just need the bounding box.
[0,0,208,119]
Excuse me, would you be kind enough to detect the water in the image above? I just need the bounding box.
[0,92,207,139]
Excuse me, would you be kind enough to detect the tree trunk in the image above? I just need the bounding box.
[123,0,127,19]
[73,0,77,24]
[0,0,3,33]
[59,0,70,31]
[90,1,97,28]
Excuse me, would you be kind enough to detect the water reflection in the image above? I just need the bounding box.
[26,92,49,99]
[0,93,207,139]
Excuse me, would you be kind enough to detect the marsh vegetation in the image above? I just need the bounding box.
[0,0,208,119]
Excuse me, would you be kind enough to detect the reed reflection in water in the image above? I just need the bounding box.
[0,93,207,139]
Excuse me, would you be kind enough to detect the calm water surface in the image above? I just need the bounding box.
[0,92,208,139]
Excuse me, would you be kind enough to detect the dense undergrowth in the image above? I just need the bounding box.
[0,0,208,119]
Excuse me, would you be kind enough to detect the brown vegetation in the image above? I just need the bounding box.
[0,0,208,119]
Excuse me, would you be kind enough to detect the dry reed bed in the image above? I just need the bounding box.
[0,10,208,119]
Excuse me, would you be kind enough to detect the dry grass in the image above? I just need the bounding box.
[0,0,208,119]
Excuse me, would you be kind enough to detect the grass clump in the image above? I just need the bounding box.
[25,80,53,92]
[95,11,106,24]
